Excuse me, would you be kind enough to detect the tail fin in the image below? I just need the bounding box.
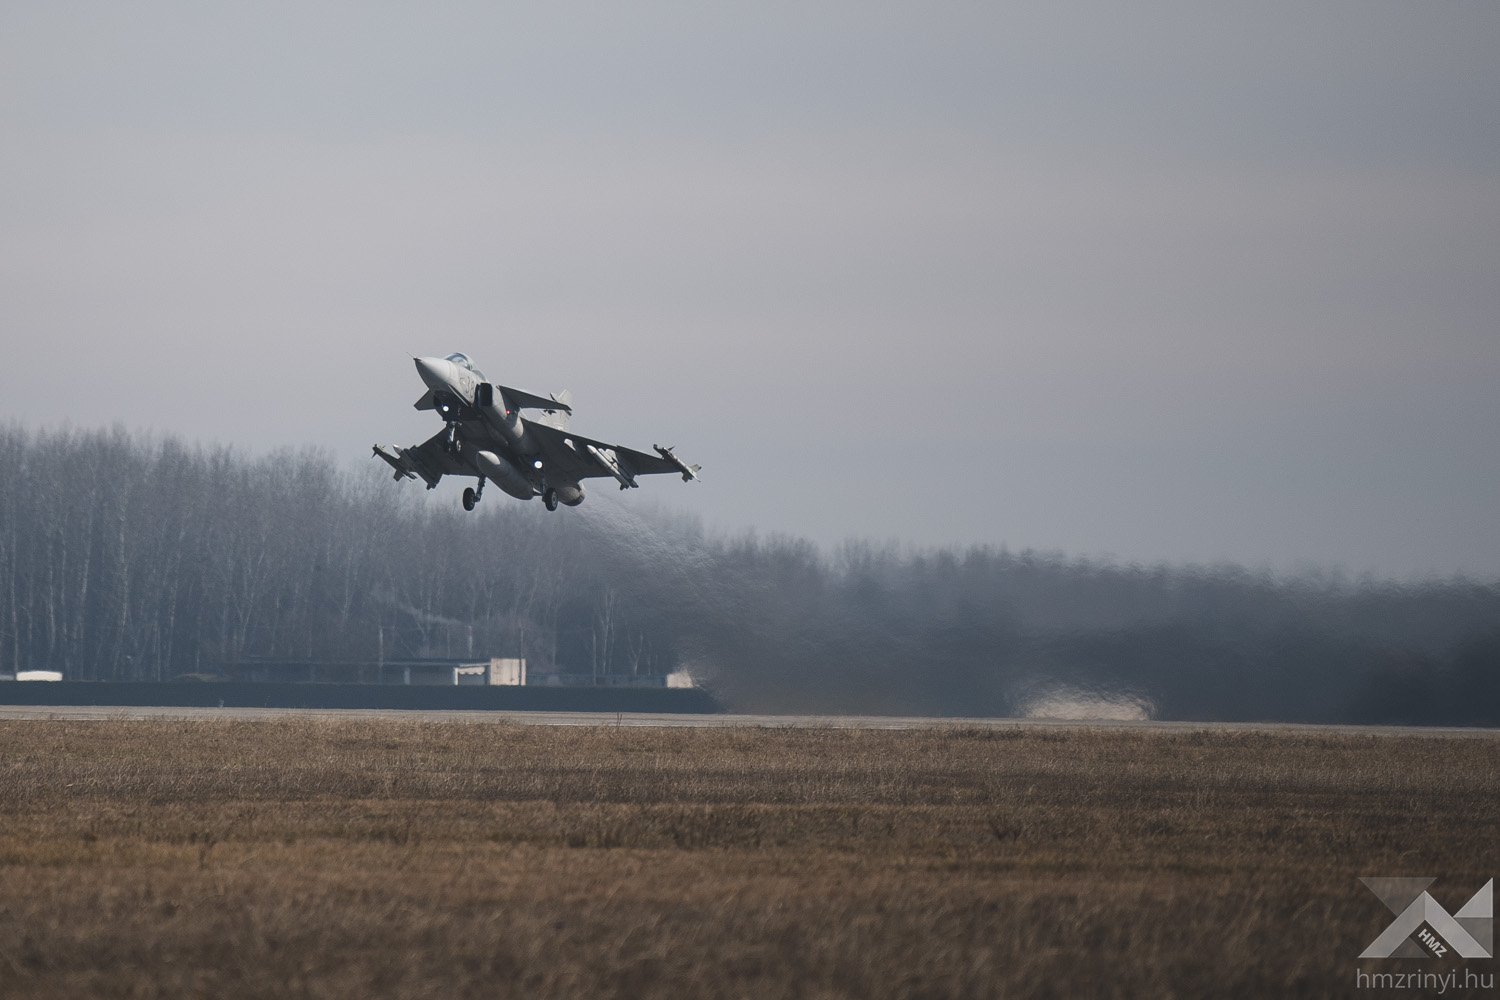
[536,389,572,430]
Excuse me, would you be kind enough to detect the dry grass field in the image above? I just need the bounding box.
[1,718,1496,998]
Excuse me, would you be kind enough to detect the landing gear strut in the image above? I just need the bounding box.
[462,477,485,512]
[443,422,460,455]
[543,487,559,512]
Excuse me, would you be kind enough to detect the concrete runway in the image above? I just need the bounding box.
[1,704,1496,738]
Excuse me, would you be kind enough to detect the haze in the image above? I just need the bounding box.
[2,3,1496,578]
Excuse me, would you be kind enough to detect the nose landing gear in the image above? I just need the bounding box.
[543,487,559,511]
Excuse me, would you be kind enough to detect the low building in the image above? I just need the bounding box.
[529,669,695,689]
[454,658,527,686]
[223,655,691,689]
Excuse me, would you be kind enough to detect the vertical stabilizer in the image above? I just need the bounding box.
[536,389,572,430]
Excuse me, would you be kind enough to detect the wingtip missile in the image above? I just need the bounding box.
[653,444,702,482]
[372,444,410,479]
[372,444,428,484]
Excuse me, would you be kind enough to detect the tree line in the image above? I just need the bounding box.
[1,423,1496,724]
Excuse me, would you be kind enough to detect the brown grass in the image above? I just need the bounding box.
[0,719,1496,998]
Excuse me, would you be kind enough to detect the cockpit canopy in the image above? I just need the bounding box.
[445,353,486,382]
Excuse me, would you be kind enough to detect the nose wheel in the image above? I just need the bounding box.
[543,487,559,511]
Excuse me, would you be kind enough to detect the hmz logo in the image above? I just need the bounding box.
[1360,877,1494,959]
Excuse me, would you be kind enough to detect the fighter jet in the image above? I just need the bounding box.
[373,354,701,512]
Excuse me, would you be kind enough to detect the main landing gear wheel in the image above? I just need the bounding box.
[543,488,559,511]
[462,486,477,511]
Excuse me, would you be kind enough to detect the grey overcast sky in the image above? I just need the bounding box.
[2,3,1497,578]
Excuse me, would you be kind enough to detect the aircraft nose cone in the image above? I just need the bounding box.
[414,356,452,389]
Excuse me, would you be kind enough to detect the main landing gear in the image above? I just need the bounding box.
[462,477,485,511]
